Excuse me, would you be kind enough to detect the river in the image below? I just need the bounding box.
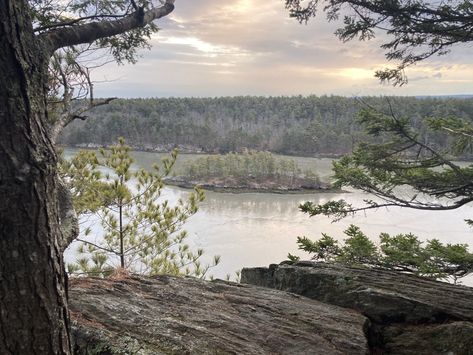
[63,149,473,283]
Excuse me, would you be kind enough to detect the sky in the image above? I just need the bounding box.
[93,0,473,98]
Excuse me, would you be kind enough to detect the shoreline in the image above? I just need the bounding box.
[58,144,345,160]
[164,179,344,194]
[60,144,473,162]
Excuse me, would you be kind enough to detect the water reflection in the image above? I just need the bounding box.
[64,149,473,284]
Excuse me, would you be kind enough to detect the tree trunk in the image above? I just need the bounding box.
[0,1,71,353]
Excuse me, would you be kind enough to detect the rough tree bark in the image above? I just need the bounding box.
[0,1,71,353]
[0,0,175,353]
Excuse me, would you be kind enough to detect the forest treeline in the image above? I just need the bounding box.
[59,96,473,157]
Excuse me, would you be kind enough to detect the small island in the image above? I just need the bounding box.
[166,151,335,193]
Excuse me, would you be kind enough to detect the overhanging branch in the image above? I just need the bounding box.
[40,0,175,52]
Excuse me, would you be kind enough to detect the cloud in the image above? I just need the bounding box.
[92,0,473,97]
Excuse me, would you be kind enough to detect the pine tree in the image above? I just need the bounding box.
[283,1,473,218]
[62,138,219,278]
[291,225,473,284]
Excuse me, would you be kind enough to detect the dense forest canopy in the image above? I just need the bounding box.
[60,95,473,157]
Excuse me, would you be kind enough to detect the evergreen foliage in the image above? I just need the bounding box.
[283,1,473,218]
[291,225,473,284]
[284,0,473,284]
[285,0,473,85]
[61,138,219,278]
[181,150,320,187]
[300,102,473,219]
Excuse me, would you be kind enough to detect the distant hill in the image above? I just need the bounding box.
[416,94,473,99]
[59,95,473,157]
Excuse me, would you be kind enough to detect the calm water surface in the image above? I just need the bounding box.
[64,149,473,283]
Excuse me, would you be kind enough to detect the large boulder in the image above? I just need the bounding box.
[69,274,369,354]
[241,261,473,354]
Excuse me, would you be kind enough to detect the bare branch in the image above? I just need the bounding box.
[76,238,117,255]
[50,97,117,144]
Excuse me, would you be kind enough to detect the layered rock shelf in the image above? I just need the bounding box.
[69,262,473,354]
[241,262,473,354]
[70,274,368,354]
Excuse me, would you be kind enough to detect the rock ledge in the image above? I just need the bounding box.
[70,274,368,354]
[241,262,473,354]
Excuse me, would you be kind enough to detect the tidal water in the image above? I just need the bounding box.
[63,149,473,283]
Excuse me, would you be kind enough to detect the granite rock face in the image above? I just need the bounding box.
[69,274,369,354]
[241,262,473,354]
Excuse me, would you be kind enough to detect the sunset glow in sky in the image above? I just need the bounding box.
[94,0,473,98]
